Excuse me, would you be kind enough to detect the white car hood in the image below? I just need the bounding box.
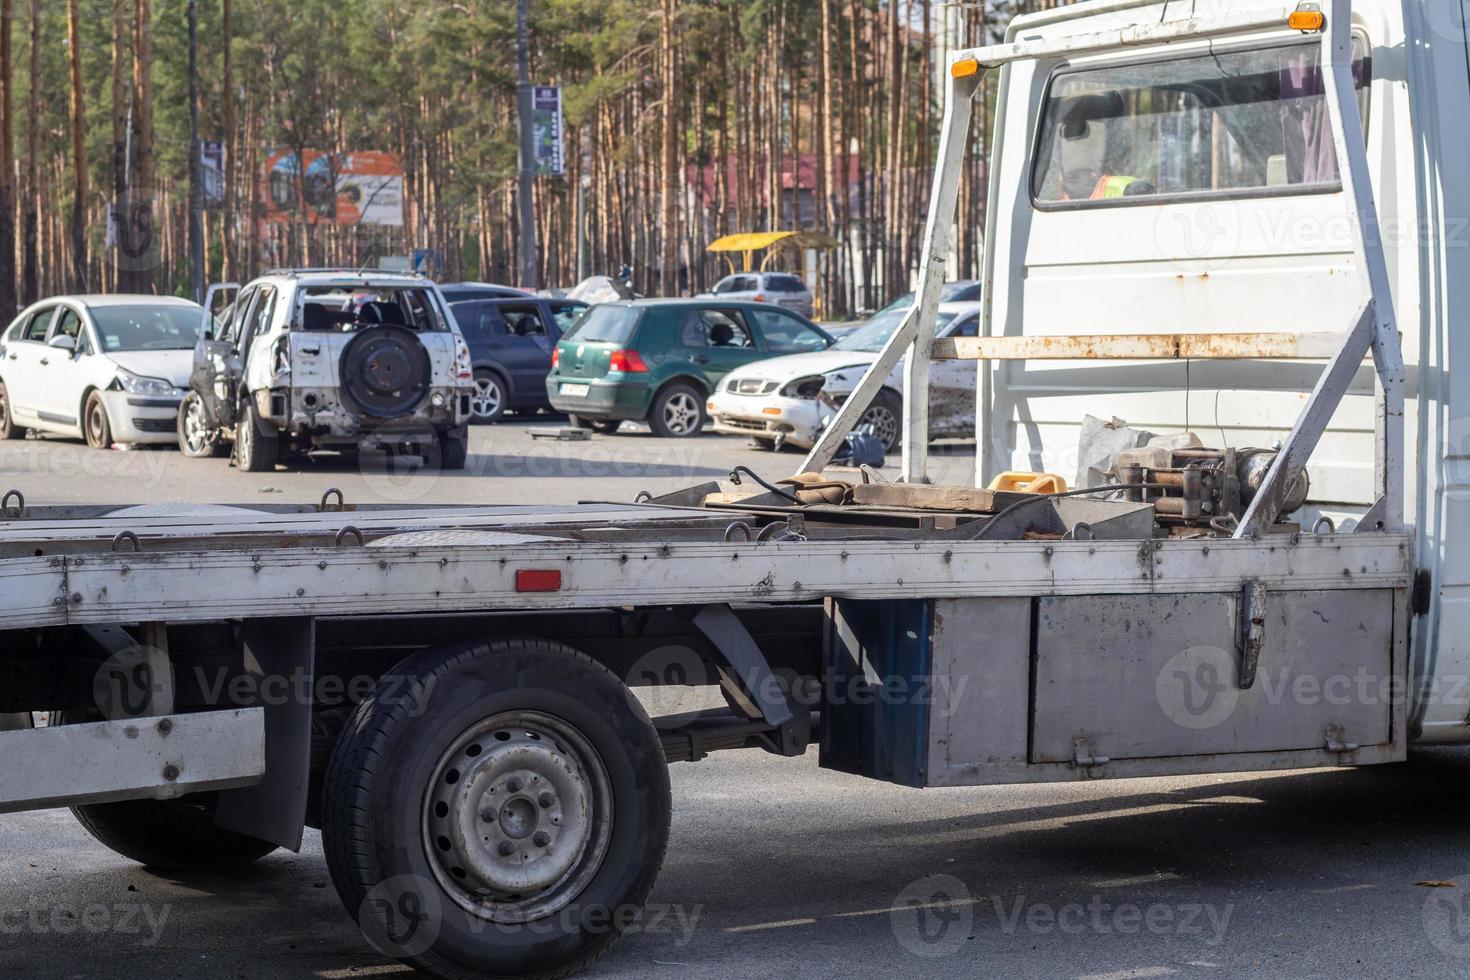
[107,350,193,388]
[723,349,883,386]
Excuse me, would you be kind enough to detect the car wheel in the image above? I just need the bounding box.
[84,391,113,450]
[176,392,223,458]
[322,638,671,980]
[648,383,706,438]
[439,425,469,470]
[859,391,902,453]
[235,400,279,473]
[0,380,26,439]
[469,370,507,424]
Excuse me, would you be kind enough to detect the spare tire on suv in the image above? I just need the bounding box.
[340,325,431,418]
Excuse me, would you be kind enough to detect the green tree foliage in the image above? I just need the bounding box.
[10,0,1075,313]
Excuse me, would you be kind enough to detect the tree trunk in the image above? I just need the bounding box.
[111,0,129,291]
[20,0,37,303]
[658,0,677,295]
[66,0,87,291]
[220,0,234,282]
[0,0,16,321]
[131,0,155,293]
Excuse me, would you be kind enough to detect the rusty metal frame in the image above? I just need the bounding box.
[806,0,1404,542]
[932,331,1367,362]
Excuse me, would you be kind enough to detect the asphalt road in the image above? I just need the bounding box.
[0,416,979,510]
[3,422,1470,979]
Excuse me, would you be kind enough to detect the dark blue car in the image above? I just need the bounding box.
[447,296,589,423]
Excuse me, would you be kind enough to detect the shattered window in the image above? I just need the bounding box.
[1033,38,1369,206]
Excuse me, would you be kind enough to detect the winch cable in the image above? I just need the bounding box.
[727,467,805,506]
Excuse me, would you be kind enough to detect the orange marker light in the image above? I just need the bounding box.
[1288,8,1325,32]
[951,58,980,79]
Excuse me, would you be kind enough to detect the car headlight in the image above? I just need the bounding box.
[113,367,177,397]
[779,375,827,399]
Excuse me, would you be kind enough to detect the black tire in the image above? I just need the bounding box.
[567,414,619,433]
[858,390,902,453]
[176,392,225,458]
[469,369,508,424]
[235,400,279,473]
[439,425,469,470]
[322,638,671,980]
[647,382,706,438]
[71,795,279,872]
[84,391,112,449]
[0,379,25,439]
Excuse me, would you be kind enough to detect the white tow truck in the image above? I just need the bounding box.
[0,2,1460,978]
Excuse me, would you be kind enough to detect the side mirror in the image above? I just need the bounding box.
[48,334,76,352]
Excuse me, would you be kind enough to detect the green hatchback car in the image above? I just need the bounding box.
[546,299,834,437]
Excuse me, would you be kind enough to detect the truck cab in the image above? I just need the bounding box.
[964,0,1466,744]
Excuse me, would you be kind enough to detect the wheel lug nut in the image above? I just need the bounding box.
[506,777,523,793]
[479,807,496,822]
[497,842,514,857]
[533,831,551,847]
[538,792,555,808]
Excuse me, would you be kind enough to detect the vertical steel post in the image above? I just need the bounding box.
[799,70,978,478]
[1235,0,1406,536]
[1321,0,1405,530]
[187,0,204,304]
[516,0,539,291]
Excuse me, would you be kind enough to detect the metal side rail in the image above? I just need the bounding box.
[802,0,1407,544]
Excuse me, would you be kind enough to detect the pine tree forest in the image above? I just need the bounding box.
[6,0,1082,319]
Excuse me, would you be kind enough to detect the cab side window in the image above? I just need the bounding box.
[218,288,254,347]
[241,287,276,352]
[751,309,829,353]
[680,309,753,349]
[501,306,547,338]
[23,308,54,342]
[54,309,83,342]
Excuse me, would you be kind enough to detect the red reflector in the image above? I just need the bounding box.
[515,569,562,593]
[608,349,649,373]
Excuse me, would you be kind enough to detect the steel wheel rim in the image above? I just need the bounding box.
[87,402,106,446]
[861,404,898,449]
[470,376,502,419]
[423,710,613,924]
[183,398,210,453]
[662,392,700,435]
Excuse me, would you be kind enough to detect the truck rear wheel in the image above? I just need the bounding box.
[322,638,671,980]
[71,795,279,871]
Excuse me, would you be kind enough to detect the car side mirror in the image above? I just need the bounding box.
[47,334,76,352]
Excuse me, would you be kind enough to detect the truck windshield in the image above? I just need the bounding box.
[1033,39,1369,206]
[834,308,959,353]
[90,305,205,351]
[562,305,639,344]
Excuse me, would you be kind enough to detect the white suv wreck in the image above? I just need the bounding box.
[179,269,475,471]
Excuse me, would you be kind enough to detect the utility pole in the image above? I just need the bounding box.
[515,0,538,291]
[186,0,203,303]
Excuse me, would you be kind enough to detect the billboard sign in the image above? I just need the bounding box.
[263,150,405,226]
[533,86,564,177]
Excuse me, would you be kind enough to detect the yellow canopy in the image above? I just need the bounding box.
[706,231,842,271]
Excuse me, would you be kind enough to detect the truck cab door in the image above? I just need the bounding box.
[193,285,254,428]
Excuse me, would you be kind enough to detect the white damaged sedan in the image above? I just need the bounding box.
[708,301,982,453]
[0,295,205,448]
